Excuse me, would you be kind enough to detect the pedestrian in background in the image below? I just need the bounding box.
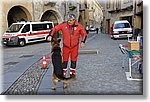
[96,27,99,34]
[48,14,87,78]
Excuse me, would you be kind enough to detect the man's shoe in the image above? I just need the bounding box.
[63,68,67,76]
[70,68,76,75]
[70,74,76,80]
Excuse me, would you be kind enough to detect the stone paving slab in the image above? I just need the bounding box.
[37,66,65,95]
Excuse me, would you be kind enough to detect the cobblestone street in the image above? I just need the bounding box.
[1,32,143,95]
[38,33,143,95]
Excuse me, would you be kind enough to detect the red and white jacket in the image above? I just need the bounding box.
[50,21,87,48]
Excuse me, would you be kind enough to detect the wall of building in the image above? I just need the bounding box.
[0,0,103,36]
[87,0,103,28]
[1,0,33,34]
[103,0,134,34]
[102,0,143,34]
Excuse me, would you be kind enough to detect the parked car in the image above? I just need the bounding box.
[2,21,54,47]
[110,20,133,39]
[89,25,96,31]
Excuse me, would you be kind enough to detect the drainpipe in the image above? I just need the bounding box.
[32,0,35,21]
[133,0,136,39]
[63,1,66,22]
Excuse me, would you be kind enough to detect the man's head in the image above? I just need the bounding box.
[67,14,76,26]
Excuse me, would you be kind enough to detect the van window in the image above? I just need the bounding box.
[6,24,23,33]
[47,23,53,29]
[114,23,130,29]
[32,23,53,31]
[21,24,30,33]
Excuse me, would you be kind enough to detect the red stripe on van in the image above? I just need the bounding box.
[17,31,50,36]
[17,34,26,36]
[30,31,49,36]
[2,35,12,38]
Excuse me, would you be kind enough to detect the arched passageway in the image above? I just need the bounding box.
[7,6,32,27]
[41,10,60,26]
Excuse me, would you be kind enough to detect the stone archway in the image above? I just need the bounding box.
[41,10,60,26]
[41,10,62,37]
[7,6,32,27]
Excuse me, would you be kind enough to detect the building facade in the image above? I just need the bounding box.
[88,0,103,28]
[78,0,103,28]
[102,0,143,34]
[135,0,143,32]
[0,0,103,36]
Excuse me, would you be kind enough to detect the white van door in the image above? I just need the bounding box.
[29,24,49,42]
[19,24,30,46]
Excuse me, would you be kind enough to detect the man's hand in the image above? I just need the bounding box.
[81,42,85,48]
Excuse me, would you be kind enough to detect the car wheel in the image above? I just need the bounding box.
[112,35,116,40]
[46,35,50,42]
[18,39,25,47]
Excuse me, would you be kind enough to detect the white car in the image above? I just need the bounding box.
[111,20,133,39]
[89,25,96,31]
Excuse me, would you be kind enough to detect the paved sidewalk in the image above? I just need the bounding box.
[37,33,143,95]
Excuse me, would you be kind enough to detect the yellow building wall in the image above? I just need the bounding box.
[0,0,33,35]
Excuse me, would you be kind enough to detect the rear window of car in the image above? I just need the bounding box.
[114,23,130,29]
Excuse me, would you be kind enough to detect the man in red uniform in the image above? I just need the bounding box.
[49,14,87,78]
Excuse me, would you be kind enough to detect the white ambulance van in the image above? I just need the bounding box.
[2,21,54,46]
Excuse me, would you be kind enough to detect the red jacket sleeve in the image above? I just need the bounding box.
[50,23,63,37]
[79,25,87,43]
